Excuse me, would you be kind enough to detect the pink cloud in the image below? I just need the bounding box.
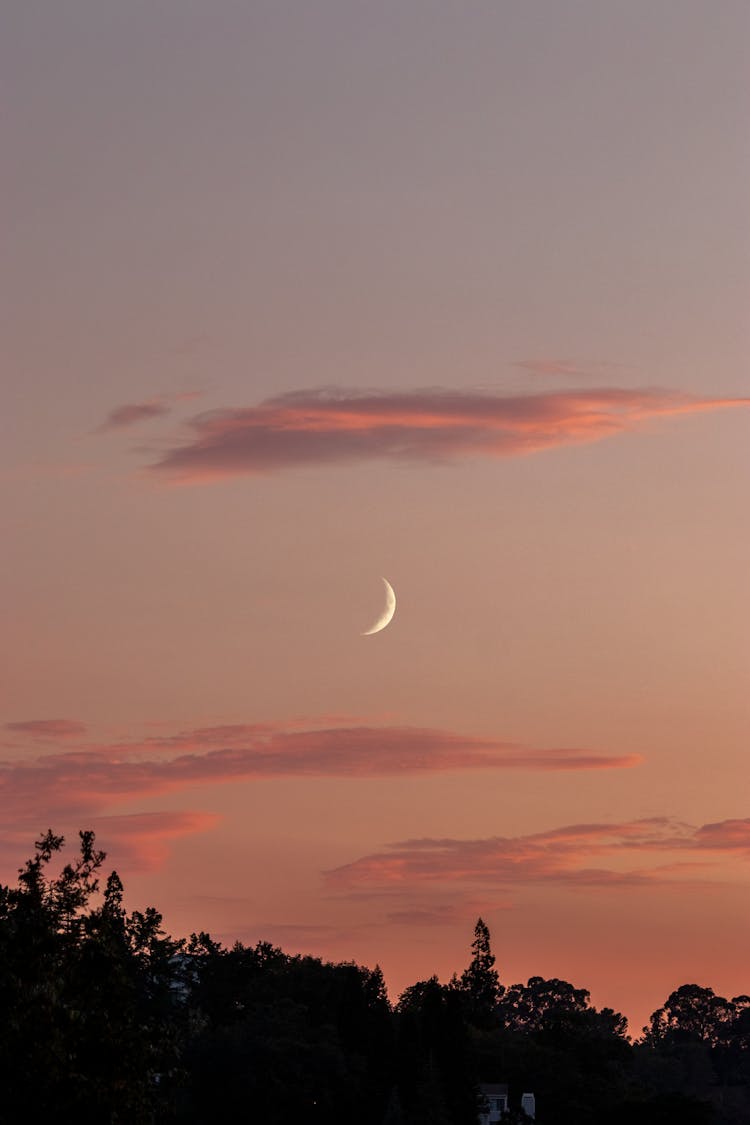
[326,817,750,894]
[0,723,639,870]
[87,810,219,871]
[145,385,749,481]
[5,719,88,739]
[385,905,464,926]
[380,893,513,926]
[693,818,750,851]
[514,359,623,378]
[0,724,639,811]
[0,808,218,879]
[99,400,171,430]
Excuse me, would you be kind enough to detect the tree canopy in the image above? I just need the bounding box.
[0,830,747,1124]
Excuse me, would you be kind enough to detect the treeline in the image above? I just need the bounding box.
[0,832,748,1124]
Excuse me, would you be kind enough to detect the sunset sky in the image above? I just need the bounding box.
[3,1,749,1036]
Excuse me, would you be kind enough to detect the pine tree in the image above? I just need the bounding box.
[460,917,502,1028]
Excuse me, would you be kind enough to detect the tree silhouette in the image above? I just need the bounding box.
[395,975,479,1125]
[460,917,503,1028]
[2,829,749,1124]
[0,829,183,1122]
[645,984,737,1048]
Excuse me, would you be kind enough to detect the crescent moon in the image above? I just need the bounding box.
[362,577,397,635]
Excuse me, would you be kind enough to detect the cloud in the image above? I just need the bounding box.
[0,809,218,878]
[0,723,638,871]
[326,817,750,894]
[99,401,171,430]
[693,818,750,851]
[145,385,749,481]
[514,359,622,378]
[0,724,639,810]
[385,904,464,926]
[87,810,219,871]
[5,719,88,739]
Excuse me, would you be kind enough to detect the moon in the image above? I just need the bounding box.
[362,577,397,635]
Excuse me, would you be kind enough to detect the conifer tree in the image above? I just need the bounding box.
[460,917,502,1028]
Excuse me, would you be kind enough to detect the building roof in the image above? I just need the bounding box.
[479,1083,509,1096]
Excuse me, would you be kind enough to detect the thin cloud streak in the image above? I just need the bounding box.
[146,386,750,481]
[5,719,88,739]
[514,359,623,378]
[0,724,639,814]
[99,401,171,431]
[0,723,639,868]
[326,817,750,893]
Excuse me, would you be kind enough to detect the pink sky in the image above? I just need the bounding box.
[3,0,749,1036]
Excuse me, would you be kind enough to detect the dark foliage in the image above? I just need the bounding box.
[180,942,393,1123]
[0,830,182,1122]
[458,917,503,1029]
[0,831,748,1124]
[395,975,478,1124]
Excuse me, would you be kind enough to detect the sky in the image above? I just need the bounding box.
[2,0,749,1037]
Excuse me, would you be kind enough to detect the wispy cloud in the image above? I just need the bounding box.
[96,391,204,433]
[87,810,219,871]
[0,722,639,869]
[1,724,639,810]
[514,359,623,378]
[145,385,749,481]
[99,401,171,431]
[5,719,88,739]
[326,817,750,894]
[693,819,750,851]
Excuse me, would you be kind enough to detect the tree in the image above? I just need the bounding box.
[644,985,736,1048]
[502,976,593,1037]
[395,976,479,1125]
[460,918,503,1028]
[409,1057,452,1125]
[0,830,184,1123]
[637,984,750,1122]
[490,976,631,1124]
[182,942,394,1124]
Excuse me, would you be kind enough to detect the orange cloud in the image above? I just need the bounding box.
[145,386,749,481]
[326,817,750,893]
